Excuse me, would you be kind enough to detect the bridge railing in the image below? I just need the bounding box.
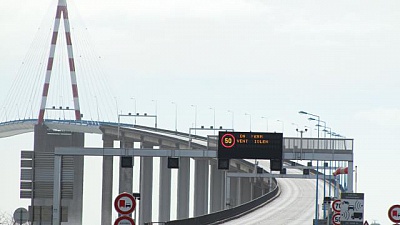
[284,137,353,151]
[160,182,280,225]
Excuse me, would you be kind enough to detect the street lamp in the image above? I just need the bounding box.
[210,107,216,134]
[291,123,299,136]
[322,126,333,197]
[191,105,197,135]
[152,100,158,128]
[245,113,252,131]
[261,116,268,131]
[94,96,100,121]
[299,110,320,223]
[296,127,308,160]
[130,97,136,124]
[228,110,234,130]
[172,102,177,131]
[314,120,328,219]
[276,119,284,132]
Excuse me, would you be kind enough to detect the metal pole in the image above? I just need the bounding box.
[52,155,62,225]
[316,116,320,223]
[228,110,234,130]
[191,105,197,135]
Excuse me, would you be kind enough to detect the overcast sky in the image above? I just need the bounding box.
[1,0,400,224]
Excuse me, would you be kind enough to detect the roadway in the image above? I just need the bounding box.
[222,160,331,225]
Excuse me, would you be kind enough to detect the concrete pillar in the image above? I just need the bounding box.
[101,135,114,225]
[253,179,263,199]
[210,161,225,213]
[194,159,209,216]
[225,176,231,209]
[347,161,354,193]
[177,157,190,219]
[234,177,241,206]
[240,178,252,204]
[139,143,153,225]
[119,141,133,194]
[229,177,238,207]
[158,156,171,222]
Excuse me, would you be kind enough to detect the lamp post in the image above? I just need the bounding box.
[296,127,308,160]
[191,105,197,135]
[261,116,268,131]
[94,96,100,121]
[172,102,177,131]
[245,113,252,131]
[130,97,136,125]
[152,99,157,128]
[314,120,328,220]
[276,119,284,132]
[299,110,320,223]
[228,110,234,130]
[291,123,299,136]
[210,107,216,134]
[114,97,119,121]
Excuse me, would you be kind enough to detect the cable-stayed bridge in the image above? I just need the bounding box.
[0,0,355,225]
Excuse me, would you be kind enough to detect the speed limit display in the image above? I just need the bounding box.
[218,132,283,160]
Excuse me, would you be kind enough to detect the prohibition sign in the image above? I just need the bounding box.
[220,133,236,148]
[114,192,136,215]
[332,199,341,212]
[114,216,135,225]
[332,213,341,225]
[388,204,400,223]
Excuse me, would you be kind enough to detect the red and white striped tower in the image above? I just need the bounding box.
[38,0,81,124]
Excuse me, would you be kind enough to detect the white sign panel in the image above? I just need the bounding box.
[340,193,364,225]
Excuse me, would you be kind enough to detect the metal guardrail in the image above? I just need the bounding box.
[161,184,280,225]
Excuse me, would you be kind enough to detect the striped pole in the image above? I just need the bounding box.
[38,0,81,124]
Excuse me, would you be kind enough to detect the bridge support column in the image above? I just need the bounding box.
[233,177,241,206]
[139,143,153,225]
[241,178,252,204]
[158,155,171,222]
[101,135,114,225]
[210,161,225,213]
[177,157,190,219]
[347,161,354,193]
[119,141,133,194]
[194,159,209,216]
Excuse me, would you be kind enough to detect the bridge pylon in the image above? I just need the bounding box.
[38,0,81,124]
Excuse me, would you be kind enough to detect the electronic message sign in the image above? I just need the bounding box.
[218,132,283,160]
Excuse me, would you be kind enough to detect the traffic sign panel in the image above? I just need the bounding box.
[114,216,135,225]
[340,193,364,225]
[332,212,341,225]
[388,204,400,223]
[114,192,136,215]
[332,199,341,212]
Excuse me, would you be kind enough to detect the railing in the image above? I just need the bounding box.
[158,183,280,225]
[284,137,353,151]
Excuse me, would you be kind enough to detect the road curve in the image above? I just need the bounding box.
[221,160,329,225]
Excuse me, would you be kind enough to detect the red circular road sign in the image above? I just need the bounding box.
[332,212,341,225]
[388,204,400,223]
[332,199,341,213]
[114,216,135,225]
[114,193,136,215]
[220,133,236,148]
